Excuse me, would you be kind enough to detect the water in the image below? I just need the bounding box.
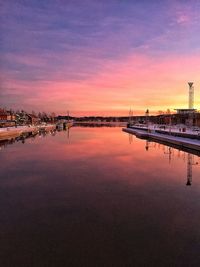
[0,126,200,267]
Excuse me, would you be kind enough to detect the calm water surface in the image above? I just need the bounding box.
[0,126,200,267]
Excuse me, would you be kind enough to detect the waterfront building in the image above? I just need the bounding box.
[15,111,40,125]
[0,109,16,121]
[26,114,40,125]
[0,109,16,127]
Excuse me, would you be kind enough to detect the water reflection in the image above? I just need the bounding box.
[74,122,126,127]
[128,133,200,186]
[1,129,200,189]
[0,124,118,150]
[0,129,57,151]
[186,154,199,186]
[1,127,200,266]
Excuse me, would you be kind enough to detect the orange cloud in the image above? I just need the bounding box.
[1,52,200,116]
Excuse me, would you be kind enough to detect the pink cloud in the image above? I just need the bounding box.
[176,14,190,25]
[1,50,200,115]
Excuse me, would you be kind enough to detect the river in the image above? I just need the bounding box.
[0,126,200,266]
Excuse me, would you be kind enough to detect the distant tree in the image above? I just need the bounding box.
[38,112,42,119]
[50,112,56,122]
[42,112,48,121]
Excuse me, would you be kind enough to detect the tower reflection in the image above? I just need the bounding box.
[128,136,200,186]
[186,153,198,186]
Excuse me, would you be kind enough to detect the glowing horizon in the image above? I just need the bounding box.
[1,0,200,116]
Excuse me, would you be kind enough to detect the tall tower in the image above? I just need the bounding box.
[188,82,194,109]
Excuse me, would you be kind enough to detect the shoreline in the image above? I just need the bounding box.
[123,126,200,152]
[0,124,56,141]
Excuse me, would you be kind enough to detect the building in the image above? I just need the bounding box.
[15,111,40,125]
[175,109,197,115]
[26,114,40,125]
[174,82,198,127]
[0,109,16,127]
[0,109,16,121]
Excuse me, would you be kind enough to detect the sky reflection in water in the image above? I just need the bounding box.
[0,127,200,266]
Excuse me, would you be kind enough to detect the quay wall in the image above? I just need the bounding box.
[128,125,200,140]
[0,124,56,141]
[123,127,200,152]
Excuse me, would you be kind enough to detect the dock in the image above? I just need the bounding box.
[127,125,200,139]
[39,124,56,132]
[74,121,127,127]
[123,127,200,152]
[0,124,56,141]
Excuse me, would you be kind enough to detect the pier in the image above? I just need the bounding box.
[0,124,56,141]
[126,125,200,139]
[123,126,200,152]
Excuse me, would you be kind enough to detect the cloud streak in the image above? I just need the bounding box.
[1,0,200,115]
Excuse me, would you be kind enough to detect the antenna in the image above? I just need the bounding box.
[188,82,194,109]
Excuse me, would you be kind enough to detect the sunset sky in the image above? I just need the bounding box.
[0,0,200,116]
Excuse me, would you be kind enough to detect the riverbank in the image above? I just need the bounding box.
[0,124,56,141]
